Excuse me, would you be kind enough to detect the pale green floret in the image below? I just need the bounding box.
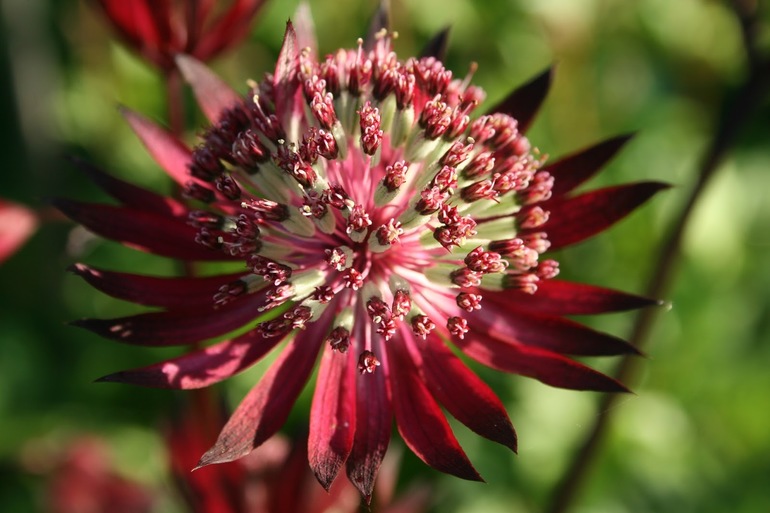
[424,264,463,288]
[462,194,522,219]
[479,272,506,290]
[289,269,328,298]
[377,95,397,134]
[300,297,331,321]
[335,307,355,331]
[247,161,294,203]
[283,207,317,237]
[331,120,348,159]
[390,106,415,148]
[404,127,443,162]
[312,209,336,234]
[388,274,411,294]
[473,216,517,241]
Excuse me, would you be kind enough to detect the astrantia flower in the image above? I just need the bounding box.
[60,14,665,500]
[95,0,267,71]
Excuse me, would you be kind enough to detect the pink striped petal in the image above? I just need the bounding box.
[96,328,286,389]
[308,345,356,490]
[69,157,187,217]
[387,336,483,481]
[71,290,268,346]
[487,67,553,132]
[0,199,37,263]
[547,134,635,196]
[120,108,194,186]
[454,333,629,392]
[69,264,248,309]
[466,304,640,356]
[539,181,670,249]
[54,199,229,261]
[419,334,518,451]
[196,323,325,467]
[292,2,317,57]
[346,332,392,503]
[485,280,659,315]
[176,55,242,124]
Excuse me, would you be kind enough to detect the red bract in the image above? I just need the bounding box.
[62,12,665,501]
[0,199,37,263]
[95,0,267,71]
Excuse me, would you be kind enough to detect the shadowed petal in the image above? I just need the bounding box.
[347,325,392,503]
[69,264,248,309]
[196,322,326,467]
[120,108,194,186]
[54,199,229,261]
[485,280,660,315]
[466,304,640,356]
[419,333,518,451]
[96,329,286,389]
[540,181,670,249]
[176,55,242,124]
[547,134,635,196]
[71,290,268,346]
[68,157,187,217]
[455,332,629,392]
[309,345,356,490]
[0,199,37,263]
[419,27,450,60]
[96,0,162,65]
[387,334,483,482]
[487,66,553,132]
[364,0,390,51]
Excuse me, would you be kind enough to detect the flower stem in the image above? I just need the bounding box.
[166,68,185,138]
[545,3,769,512]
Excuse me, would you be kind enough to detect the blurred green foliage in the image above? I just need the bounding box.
[1,0,769,511]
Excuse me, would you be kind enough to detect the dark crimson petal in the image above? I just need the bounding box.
[540,181,670,249]
[347,327,392,503]
[68,157,187,217]
[485,280,660,316]
[273,21,300,124]
[71,290,268,346]
[547,134,635,196]
[195,0,266,62]
[419,27,450,60]
[196,322,326,467]
[176,55,242,124]
[120,108,195,187]
[69,264,248,309]
[308,345,356,491]
[454,332,629,392]
[419,333,518,451]
[387,334,483,482]
[54,199,230,261]
[487,66,553,133]
[466,304,640,356]
[96,328,286,389]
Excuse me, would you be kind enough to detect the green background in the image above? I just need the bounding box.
[1,0,769,511]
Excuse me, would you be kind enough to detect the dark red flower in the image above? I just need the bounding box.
[61,9,665,501]
[95,0,268,71]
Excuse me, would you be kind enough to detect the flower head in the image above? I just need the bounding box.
[95,0,268,71]
[61,12,665,501]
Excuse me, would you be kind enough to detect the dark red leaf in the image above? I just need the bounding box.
[196,322,325,467]
[308,345,356,490]
[487,67,553,133]
[539,181,670,249]
[419,27,450,60]
[71,290,268,346]
[387,334,483,482]
[96,328,285,389]
[195,0,266,62]
[547,134,635,196]
[454,332,629,392]
[485,280,660,316]
[54,199,230,261]
[69,264,248,309]
[420,333,518,451]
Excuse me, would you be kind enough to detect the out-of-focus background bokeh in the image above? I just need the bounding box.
[1,0,769,511]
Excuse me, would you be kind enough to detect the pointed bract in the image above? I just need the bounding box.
[419,27,451,60]
[176,54,242,124]
[548,134,635,196]
[487,66,553,132]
